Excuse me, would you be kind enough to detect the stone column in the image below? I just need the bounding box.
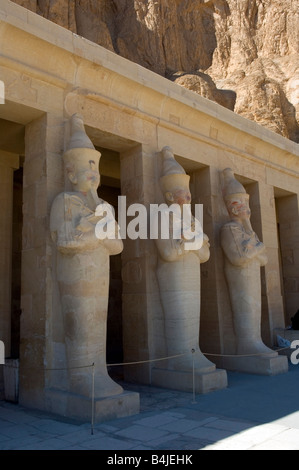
[120,144,158,384]
[276,194,299,326]
[191,165,236,362]
[190,166,226,357]
[0,151,19,358]
[248,182,286,345]
[19,113,64,410]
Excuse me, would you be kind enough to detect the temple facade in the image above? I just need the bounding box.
[0,1,298,421]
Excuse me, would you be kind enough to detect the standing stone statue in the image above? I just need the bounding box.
[152,147,227,393]
[50,114,124,400]
[220,168,274,355]
[220,168,288,375]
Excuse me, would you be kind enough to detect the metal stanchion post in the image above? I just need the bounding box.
[91,363,95,435]
[191,349,197,404]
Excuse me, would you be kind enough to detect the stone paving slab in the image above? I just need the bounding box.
[76,436,136,451]
[202,424,299,451]
[133,413,180,428]
[145,433,181,448]
[204,418,257,432]
[159,418,206,433]
[115,424,170,442]
[184,425,237,442]
[271,428,299,446]
[0,365,299,450]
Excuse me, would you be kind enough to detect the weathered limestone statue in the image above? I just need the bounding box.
[50,114,124,402]
[220,168,288,375]
[152,147,227,393]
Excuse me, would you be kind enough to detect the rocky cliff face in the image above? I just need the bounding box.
[12,0,299,142]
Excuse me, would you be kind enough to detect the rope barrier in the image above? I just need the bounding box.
[203,346,291,358]
[106,352,187,367]
[16,345,292,435]
[42,364,94,372]
[18,346,291,372]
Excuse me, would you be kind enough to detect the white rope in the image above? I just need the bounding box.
[21,347,290,372]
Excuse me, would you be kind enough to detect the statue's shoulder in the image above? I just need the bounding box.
[52,192,82,206]
[51,192,64,210]
[51,193,82,221]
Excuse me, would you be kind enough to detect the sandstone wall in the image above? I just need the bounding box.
[11,0,299,141]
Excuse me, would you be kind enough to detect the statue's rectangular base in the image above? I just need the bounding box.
[151,367,227,394]
[45,389,140,423]
[219,354,288,376]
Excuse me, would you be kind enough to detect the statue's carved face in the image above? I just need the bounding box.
[68,160,100,192]
[227,194,250,220]
[166,188,191,206]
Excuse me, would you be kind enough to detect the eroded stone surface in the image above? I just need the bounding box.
[50,114,124,399]
[151,147,227,392]
[12,0,299,142]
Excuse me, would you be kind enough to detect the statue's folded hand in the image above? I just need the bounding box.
[76,216,94,233]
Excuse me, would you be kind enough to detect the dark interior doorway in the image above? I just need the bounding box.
[11,165,23,359]
[96,148,123,367]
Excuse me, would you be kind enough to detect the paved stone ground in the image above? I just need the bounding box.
[0,363,299,450]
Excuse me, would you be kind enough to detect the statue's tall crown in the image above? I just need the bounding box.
[159,146,190,193]
[222,168,246,201]
[66,113,95,150]
[63,114,101,168]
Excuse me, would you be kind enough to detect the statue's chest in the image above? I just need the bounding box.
[66,195,95,224]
